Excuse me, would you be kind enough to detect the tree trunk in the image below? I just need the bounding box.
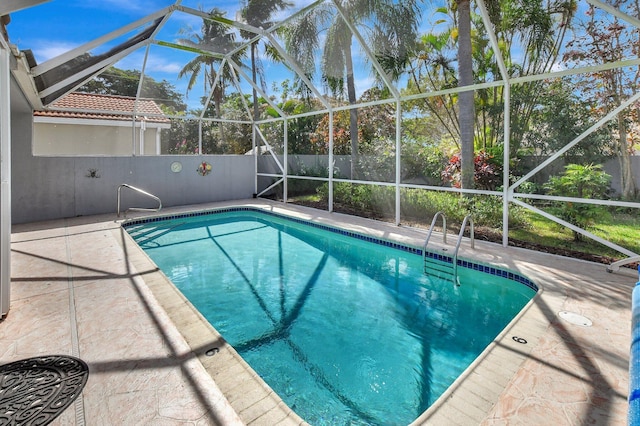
[216,98,224,151]
[346,42,359,180]
[251,41,259,121]
[458,0,475,190]
[617,113,637,199]
[211,65,225,151]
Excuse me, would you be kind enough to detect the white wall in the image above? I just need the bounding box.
[11,82,257,224]
[33,121,163,156]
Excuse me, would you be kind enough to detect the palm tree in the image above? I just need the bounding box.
[408,0,576,189]
[283,0,419,178]
[457,0,475,190]
[239,0,292,121]
[178,8,244,147]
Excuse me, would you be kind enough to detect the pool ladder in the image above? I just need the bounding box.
[423,212,474,285]
[117,184,162,217]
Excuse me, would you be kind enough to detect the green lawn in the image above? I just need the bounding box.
[288,193,640,262]
[509,210,640,258]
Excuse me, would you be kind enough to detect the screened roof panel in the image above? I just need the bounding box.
[137,42,209,114]
[561,1,640,71]
[260,32,330,114]
[271,0,325,25]
[170,6,246,56]
[5,0,640,121]
[32,15,166,106]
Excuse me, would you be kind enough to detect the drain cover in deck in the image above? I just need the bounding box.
[558,311,593,327]
[0,355,89,425]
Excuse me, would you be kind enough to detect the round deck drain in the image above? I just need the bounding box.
[205,347,220,356]
[558,311,592,327]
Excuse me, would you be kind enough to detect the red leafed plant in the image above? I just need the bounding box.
[441,151,502,190]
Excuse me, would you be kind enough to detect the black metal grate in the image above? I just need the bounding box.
[0,355,89,425]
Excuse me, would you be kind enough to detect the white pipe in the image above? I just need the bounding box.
[0,46,12,317]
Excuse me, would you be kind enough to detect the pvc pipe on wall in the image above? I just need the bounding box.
[0,46,11,318]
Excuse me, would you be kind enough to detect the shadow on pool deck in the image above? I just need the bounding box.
[1,199,635,425]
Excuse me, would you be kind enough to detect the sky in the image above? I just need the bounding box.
[7,0,283,61]
[6,0,466,112]
[4,0,619,113]
[7,0,325,111]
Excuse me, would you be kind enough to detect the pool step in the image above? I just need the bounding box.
[125,222,185,245]
[126,224,164,240]
[422,213,474,287]
[424,256,458,285]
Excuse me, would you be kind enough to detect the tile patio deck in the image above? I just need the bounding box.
[1,199,635,425]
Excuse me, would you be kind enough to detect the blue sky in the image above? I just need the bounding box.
[5,0,607,113]
[7,0,447,112]
[7,0,315,111]
[10,1,172,61]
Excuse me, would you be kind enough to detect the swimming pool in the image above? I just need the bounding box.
[124,207,537,425]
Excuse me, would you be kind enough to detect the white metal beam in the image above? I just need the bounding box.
[199,59,226,121]
[511,198,637,258]
[513,193,640,209]
[254,125,285,173]
[0,0,50,16]
[9,49,43,109]
[227,57,285,117]
[0,45,11,317]
[395,101,401,225]
[225,59,253,120]
[263,32,330,110]
[38,42,147,99]
[476,0,512,247]
[586,0,640,29]
[283,119,288,202]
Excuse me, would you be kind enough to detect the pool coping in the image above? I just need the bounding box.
[8,198,631,424]
[122,206,539,293]
[116,200,556,425]
[117,220,306,425]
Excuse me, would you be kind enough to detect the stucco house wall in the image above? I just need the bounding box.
[33,120,163,156]
[32,92,170,156]
[11,79,256,225]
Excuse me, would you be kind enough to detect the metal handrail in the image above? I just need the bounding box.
[423,211,447,272]
[117,184,162,217]
[423,213,474,286]
[607,255,640,273]
[452,215,474,277]
[423,211,447,251]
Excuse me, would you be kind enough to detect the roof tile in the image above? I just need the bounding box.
[33,92,169,123]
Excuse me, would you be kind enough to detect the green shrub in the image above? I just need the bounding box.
[543,163,611,241]
[317,184,531,231]
[278,159,340,197]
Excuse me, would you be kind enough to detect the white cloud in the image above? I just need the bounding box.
[146,56,184,73]
[355,76,375,95]
[550,62,566,73]
[112,50,183,75]
[31,41,80,63]
[87,0,166,14]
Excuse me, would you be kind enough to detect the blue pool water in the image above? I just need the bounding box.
[125,209,536,425]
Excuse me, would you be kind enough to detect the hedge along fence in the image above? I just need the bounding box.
[315,183,531,232]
